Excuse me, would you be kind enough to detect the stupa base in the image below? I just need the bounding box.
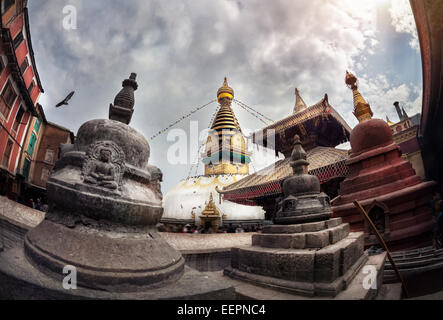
[0,246,235,300]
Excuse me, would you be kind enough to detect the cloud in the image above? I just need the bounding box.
[27,0,422,192]
[389,0,420,51]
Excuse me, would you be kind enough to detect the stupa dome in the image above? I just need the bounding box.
[350,118,393,155]
[162,175,265,226]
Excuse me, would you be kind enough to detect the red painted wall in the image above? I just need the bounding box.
[0,9,43,178]
[7,111,30,172]
[8,14,23,38]
[23,65,33,88]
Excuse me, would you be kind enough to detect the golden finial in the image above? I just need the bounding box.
[201,193,221,216]
[217,77,234,103]
[345,71,373,122]
[294,88,307,114]
[386,116,395,126]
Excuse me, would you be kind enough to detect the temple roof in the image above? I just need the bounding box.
[252,94,351,154]
[293,88,308,113]
[219,146,349,201]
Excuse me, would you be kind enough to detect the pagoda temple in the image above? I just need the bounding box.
[162,78,264,228]
[218,88,352,220]
[331,71,436,251]
[386,101,425,178]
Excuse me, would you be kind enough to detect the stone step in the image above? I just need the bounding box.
[252,223,350,249]
[262,218,342,234]
[232,232,364,285]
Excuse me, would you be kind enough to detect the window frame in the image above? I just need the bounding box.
[27,131,37,156]
[1,0,15,15]
[2,139,13,169]
[0,80,17,119]
[27,80,35,95]
[12,105,24,132]
[13,30,24,51]
[20,57,29,74]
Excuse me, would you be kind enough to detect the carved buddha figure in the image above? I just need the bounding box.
[84,148,118,190]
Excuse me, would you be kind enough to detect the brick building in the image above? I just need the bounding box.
[27,121,74,197]
[386,102,425,178]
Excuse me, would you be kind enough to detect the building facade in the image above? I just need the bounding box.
[29,122,74,192]
[0,1,44,198]
[386,102,425,178]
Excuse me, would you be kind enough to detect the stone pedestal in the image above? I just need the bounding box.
[225,218,368,297]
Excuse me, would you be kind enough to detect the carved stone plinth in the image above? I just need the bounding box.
[226,217,367,297]
[224,135,369,298]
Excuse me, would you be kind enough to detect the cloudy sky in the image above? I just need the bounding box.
[27,0,422,193]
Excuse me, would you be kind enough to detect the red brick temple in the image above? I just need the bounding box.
[218,88,352,221]
[331,71,436,251]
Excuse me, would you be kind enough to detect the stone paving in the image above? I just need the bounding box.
[160,232,253,253]
[0,196,44,228]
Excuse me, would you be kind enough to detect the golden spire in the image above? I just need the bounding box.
[211,77,241,131]
[203,78,250,176]
[217,77,234,103]
[345,71,373,122]
[294,88,307,114]
[386,116,395,126]
[201,193,221,217]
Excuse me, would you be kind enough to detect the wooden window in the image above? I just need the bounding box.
[13,30,24,51]
[0,81,17,118]
[12,106,24,132]
[2,139,13,168]
[27,132,36,156]
[34,117,42,133]
[27,80,35,95]
[41,167,50,182]
[1,0,14,15]
[20,57,29,74]
[22,157,31,181]
[44,149,54,164]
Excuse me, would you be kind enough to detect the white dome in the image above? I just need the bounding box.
[162,175,265,225]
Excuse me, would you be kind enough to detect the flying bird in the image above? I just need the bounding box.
[55,91,75,108]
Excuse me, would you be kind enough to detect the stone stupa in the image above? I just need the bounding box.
[224,135,372,297]
[0,73,234,299]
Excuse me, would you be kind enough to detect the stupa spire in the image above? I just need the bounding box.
[109,73,138,125]
[203,78,251,175]
[345,71,373,122]
[293,88,308,113]
[211,77,241,131]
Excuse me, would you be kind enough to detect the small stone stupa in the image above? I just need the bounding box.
[0,74,234,299]
[225,135,369,297]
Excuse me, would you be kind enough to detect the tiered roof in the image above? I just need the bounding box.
[220,146,349,201]
[252,93,351,155]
